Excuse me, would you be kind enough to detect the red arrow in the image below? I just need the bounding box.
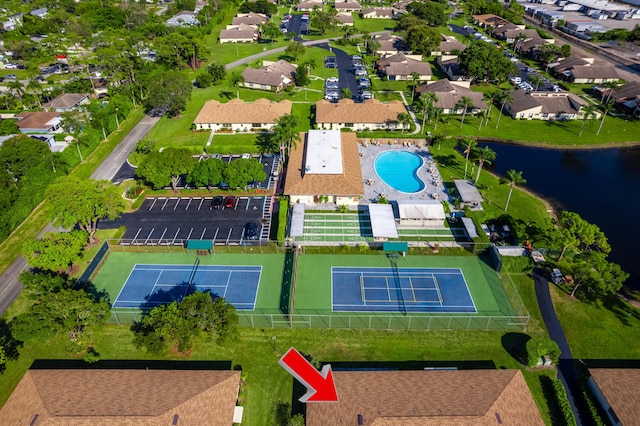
[279,347,339,402]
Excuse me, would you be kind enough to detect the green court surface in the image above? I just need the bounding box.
[294,254,515,317]
[91,252,286,312]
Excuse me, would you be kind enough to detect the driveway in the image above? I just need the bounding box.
[315,43,359,100]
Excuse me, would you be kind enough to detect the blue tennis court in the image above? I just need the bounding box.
[113,263,262,310]
[331,267,476,313]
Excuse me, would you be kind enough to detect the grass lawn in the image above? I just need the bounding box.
[352,15,396,33]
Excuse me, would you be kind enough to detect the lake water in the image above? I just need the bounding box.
[481,142,640,291]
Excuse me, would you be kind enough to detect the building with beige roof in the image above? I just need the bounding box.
[472,13,509,28]
[284,130,364,205]
[43,93,90,112]
[0,367,241,425]
[306,369,544,426]
[550,56,619,84]
[505,90,593,120]
[219,24,258,43]
[334,0,362,12]
[416,79,487,114]
[16,111,62,133]
[436,35,466,56]
[588,368,640,426]
[362,7,402,18]
[242,59,297,92]
[376,53,432,81]
[193,98,292,131]
[296,0,322,11]
[232,12,268,26]
[336,12,355,26]
[375,33,406,56]
[315,99,408,131]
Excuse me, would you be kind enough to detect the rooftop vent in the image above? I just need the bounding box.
[358,414,364,425]
[495,413,503,424]
[172,414,179,425]
[29,415,39,426]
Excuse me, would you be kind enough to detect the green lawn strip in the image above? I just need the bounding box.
[550,285,640,358]
[0,110,146,276]
[352,15,396,33]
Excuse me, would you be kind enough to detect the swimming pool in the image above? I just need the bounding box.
[374,150,425,193]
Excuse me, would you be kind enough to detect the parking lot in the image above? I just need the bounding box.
[99,196,270,245]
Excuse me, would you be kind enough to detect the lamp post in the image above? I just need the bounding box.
[115,107,119,129]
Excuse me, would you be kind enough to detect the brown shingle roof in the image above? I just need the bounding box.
[315,99,406,124]
[612,81,640,102]
[284,131,364,196]
[43,93,89,109]
[589,368,640,425]
[336,13,354,24]
[416,79,487,110]
[334,0,361,10]
[193,98,292,125]
[472,14,509,27]
[232,12,268,26]
[15,111,60,130]
[377,53,431,77]
[508,90,587,114]
[0,369,240,425]
[375,34,405,53]
[306,369,544,425]
[242,59,297,87]
[439,36,466,53]
[219,24,256,41]
[570,65,619,79]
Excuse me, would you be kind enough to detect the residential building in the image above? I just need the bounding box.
[374,34,406,56]
[166,11,197,27]
[315,99,408,131]
[472,13,509,28]
[416,79,487,114]
[376,53,432,81]
[30,7,48,19]
[306,369,544,425]
[436,55,467,81]
[361,7,402,19]
[15,111,62,133]
[550,56,619,83]
[0,367,242,425]
[336,13,355,26]
[493,25,539,44]
[296,0,322,11]
[193,98,292,131]
[334,0,362,12]
[436,35,466,56]
[601,81,640,115]
[284,130,364,206]
[504,90,593,120]
[241,60,297,92]
[219,24,258,43]
[232,12,268,26]
[43,93,90,112]
[588,368,640,426]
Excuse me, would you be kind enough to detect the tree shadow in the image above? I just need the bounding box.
[501,332,531,366]
[431,153,459,168]
[140,283,220,310]
[0,319,22,374]
[219,91,234,100]
[600,293,640,326]
[256,132,278,155]
[539,375,566,425]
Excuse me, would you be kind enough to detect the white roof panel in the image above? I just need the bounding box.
[369,204,398,238]
[461,217,479,239]
[396,200,446,220]
[304,130,343,175]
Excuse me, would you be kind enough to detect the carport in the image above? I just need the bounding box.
[453,180,483,204]
[369,204,398,239]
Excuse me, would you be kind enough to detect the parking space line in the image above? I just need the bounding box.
[185,198,193,210]
[158,228,167,243]
[173,198,180,210]
[246,198,251,211]
[171,228,180,245]
[186,228,193,240]
[149,198,158,211]
[144,228,155,245]
[132,228,142,241]
[198,198,205,210]
[200,228,206,239]
[226,229,232,245]
[212,228,219,243]
[161,199,169,211]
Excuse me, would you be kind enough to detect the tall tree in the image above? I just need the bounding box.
[482,90,498,126]
[500,169,526,212]
[273,114,300,160]
[22,231,89,272]
[222,158,267,189]
[456,96,475,129]
[495,90,513,129]
[404,25,440,56]
[137,148,197,192]
[46,177,126,244]
[461,138,477,180]
[597,101,614,135]
[143,70,192,117]
[397,112,413,134]
[567,252,628,298]
[472,146,496,183]
[230,72,245,99]
[187,157,226,189]
[285,41,305,61]
[579,104,599,137]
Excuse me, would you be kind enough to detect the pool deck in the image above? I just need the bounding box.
[357,138,452,205]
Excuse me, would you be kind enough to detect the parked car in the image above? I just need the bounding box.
[211,196,224,210]
[5,74,17,80]
[244,222,258,240]
[224,196,236,209]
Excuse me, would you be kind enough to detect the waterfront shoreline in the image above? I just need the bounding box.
[477,137,640,151]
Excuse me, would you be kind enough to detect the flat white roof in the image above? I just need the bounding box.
[369,204,399,238]
[453,180,483,203]
[304,130,343,175]
[461,217,479,239]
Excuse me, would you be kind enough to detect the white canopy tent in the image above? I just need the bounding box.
[453,180,483,203]
[369,204,399,239]
[395,200,446,226]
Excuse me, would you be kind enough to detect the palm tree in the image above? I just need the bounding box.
[473,145,496,183]
[602,79,622,102]
[420,92,438,133]
[476,110,487,130]
[273,114,300,160]
[26,80,43,107]
[410,72,420,103]
[529,75,542,91]
[431,107,443,130]
[500,169,526,212]
[230,72,245,99]
[597,101,614,135]
[397,112,412,134]
[455,96,475,129]
[461,138,477,180]
[8,80,25,98]
[495,90,513,130]
[482,90,498,126]
[579,104,599,136]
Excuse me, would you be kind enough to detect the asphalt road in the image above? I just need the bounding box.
[316,43,359,100]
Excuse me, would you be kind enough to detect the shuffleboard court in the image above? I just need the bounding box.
[113,264,261,310]
[332,267,476,313]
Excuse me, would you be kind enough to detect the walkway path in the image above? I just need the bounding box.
[397,91,421,135]
[532,266,588,425]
